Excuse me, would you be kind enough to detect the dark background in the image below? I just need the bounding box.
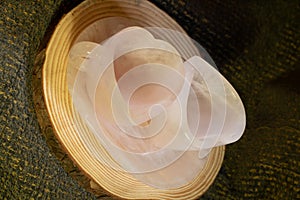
[0,0,299,199]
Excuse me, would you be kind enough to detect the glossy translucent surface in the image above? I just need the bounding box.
[67,26,246,189]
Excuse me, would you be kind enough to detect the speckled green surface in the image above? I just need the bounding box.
[0,0,299,199]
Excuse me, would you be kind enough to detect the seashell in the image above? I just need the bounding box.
[43,0,245,198]
[68,26,246,189]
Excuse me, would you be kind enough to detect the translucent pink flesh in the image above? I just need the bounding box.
[68,25,246,189]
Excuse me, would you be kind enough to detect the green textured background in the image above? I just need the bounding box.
[0,0,299,199]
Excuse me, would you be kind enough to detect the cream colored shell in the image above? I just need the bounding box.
[43,0,225,199]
